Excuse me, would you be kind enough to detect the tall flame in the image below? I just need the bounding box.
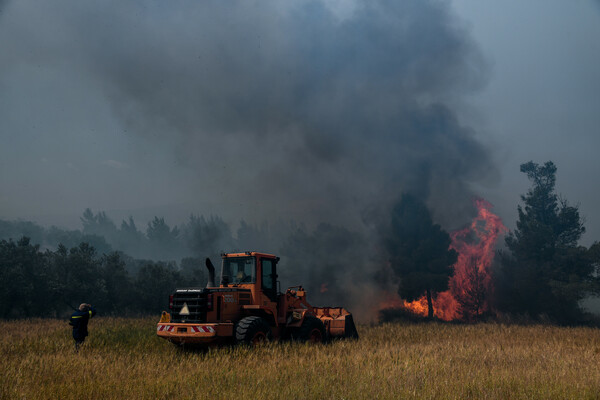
[448,198,508,321]
[380,198,507,321]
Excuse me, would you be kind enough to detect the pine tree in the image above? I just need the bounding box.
[497,161,594,323]
[386,194,457,318]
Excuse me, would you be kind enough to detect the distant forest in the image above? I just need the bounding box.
[0,210,366,319]
[2,161,600,324]
[0,209,290,262]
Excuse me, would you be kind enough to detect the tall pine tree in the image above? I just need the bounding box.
[385,194,457,318]
[496,161,595,323]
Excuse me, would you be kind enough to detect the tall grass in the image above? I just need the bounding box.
[1,317,599,399]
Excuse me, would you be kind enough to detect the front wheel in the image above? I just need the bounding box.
[293,316,326,343]
[235,316,272,346]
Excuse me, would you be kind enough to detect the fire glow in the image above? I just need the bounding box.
[382,198,507,321]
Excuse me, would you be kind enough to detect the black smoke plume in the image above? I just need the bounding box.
[1,0,498,317]
[2,0,494,226]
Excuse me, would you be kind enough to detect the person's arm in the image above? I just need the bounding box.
[70,313,82,326]
[88,304,97,318]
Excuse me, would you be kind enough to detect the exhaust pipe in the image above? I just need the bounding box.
[205,257,216,288]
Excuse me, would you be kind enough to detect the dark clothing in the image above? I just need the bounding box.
[69,307,96,343]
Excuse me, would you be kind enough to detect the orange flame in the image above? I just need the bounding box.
[379,198,507,321]
[448,198,508,321]
[379,294,429,316]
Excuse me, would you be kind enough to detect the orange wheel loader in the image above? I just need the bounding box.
[157,252,358,347]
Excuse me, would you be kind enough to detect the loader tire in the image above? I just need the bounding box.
[294,316,326,343]
[235,316,272,346]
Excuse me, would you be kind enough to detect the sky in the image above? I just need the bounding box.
[0,0,599,246]
[452,0,600,246]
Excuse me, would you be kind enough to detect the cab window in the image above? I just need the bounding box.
[261,258,277,302]
[262,259,274,290]
[222,257,255,284]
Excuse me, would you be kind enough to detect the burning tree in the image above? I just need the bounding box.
[385,194,457,319]
[380,198,507,322]
[496,161,595,323]
[449,199,507,322]
[452,257,487,321]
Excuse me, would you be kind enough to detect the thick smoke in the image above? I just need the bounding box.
[1,0,497,318]
[102,1,493,228]
[2,0,493,228]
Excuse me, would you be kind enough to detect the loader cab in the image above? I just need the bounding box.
[220,252,279,301]
[221,256,256,284]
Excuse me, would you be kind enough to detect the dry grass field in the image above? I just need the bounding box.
[1,317,599,400]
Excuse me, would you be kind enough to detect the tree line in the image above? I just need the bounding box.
[0,213,251,262]
[1,160,599,323]
[0,215,362,318]
[0,237,207,318]
[383,161,600,324]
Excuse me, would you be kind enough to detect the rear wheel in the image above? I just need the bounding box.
[235,316,272,346]
[293,316,326,343]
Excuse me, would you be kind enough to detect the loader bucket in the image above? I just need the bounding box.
[313,307,359,339]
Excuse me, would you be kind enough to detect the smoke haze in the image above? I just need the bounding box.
[0,0,495,231]
[2,0,600,319]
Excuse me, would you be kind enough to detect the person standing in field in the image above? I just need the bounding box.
[69,303,96,351]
